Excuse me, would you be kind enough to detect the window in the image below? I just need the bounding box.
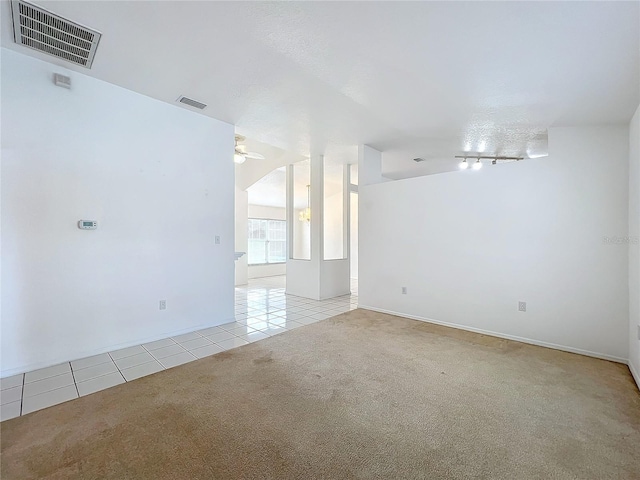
[248,219,287,265]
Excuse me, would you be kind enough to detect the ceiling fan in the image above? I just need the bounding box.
[234,135,265,164]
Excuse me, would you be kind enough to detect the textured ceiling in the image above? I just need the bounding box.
[248,168,287,209]
[2,1,638,178]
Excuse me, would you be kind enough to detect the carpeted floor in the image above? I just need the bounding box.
[1,309,639,479]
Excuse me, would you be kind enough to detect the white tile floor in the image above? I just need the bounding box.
[0,276,358,421]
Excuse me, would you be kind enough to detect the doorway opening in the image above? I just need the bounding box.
[246,167,287,284]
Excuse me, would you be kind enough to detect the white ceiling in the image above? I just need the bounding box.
[248,168,287,209]
[235,136,307,191]
[2,1,638,179]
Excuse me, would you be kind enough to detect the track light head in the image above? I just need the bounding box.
[454,154,523,169]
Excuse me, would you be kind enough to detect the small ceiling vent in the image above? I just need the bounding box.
[413,158,426,163]
[11,0,101,69]
[177,96,207,110]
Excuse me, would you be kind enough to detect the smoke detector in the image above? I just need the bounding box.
[11,0,102,69]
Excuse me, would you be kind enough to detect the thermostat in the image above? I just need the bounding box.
[78,220,97,230]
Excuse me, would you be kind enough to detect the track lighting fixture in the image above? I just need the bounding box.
[455,155,523,171]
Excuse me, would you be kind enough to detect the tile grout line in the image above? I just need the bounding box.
[73,359,123,387]
[107,352,129,383]
[145,343,190,363]
[138,344,165,371]
[69,361,80,398]
[19,373,25,417]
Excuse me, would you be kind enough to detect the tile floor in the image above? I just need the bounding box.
[0,276,358,421]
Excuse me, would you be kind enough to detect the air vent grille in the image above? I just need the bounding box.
[11,0,101,68]
[178,96,207,110]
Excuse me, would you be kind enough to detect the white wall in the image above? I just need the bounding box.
[358,145,382,187]
[320,259,351,300]
[324,191,344,260]
[235,186,248,286]
[629,105,640,385]
[247,205,286,278]
[350,191,358,279]
[249,205,286,220]
[248,263,285,279]
[360,126,630,362]
[293,212,311,260]
[1,49,235,376]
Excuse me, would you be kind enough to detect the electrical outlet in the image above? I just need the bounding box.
[402,287,407,294]
[159,300,166,310]
[215,236,220,245]
[518,301,526,312]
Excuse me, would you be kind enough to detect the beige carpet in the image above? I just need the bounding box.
[1,309,639,479]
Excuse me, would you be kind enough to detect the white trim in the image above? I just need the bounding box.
[358,305,628,364]
[629,361,640,391]
[0,317,236,378]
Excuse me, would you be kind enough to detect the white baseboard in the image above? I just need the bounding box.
[248,273,286,279]
[0,317,236,378]
[629,361,640,391]
[358,305,628,364]
[284,291,352,301]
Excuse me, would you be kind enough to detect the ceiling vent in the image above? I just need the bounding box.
[177,96,207,110]
[413,158,426,163]
[11,0,101,69]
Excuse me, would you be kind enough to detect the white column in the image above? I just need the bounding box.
[310,154,324,264]
[358,145,383,186]
[286,157,320,299]
[286,155,351,300]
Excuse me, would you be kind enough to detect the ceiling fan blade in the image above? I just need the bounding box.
[245,152,265,160]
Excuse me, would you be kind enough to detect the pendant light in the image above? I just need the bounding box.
[298,185,311,222]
